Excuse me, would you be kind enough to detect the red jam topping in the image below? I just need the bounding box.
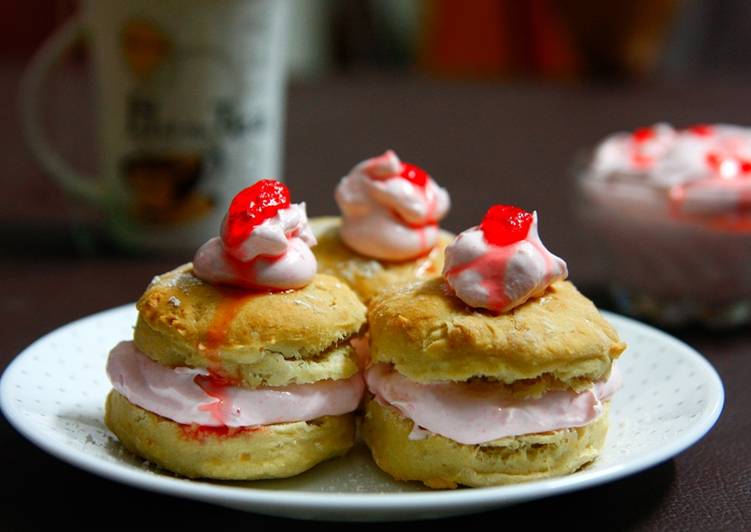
[221,179,290,248]
[480,205,534,246]
[367,160,429,188]
[629,126,659,168]
[179,424,263,440]
[689,124,713,136]
[706,152,751,177]
[399,162,429,187]
[632,127,656,143]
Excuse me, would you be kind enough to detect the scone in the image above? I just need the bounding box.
[361,205,626,488]
[105,180,367,479]
[312,150,453,303]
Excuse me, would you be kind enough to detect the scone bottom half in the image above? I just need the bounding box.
[362,398,609,489]
[105,391,356,480]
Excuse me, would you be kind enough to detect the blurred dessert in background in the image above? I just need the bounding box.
[579,123,751,326]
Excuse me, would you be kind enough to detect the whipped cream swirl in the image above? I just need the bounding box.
[443,213,567,312]
[193,202,317,290]
[335,150,450,261]
[107,341,364,427]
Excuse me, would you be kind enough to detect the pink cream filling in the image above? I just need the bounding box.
[107,341,364,427]
[365,363,621,445]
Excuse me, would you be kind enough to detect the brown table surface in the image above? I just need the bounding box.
[1,65,749,530]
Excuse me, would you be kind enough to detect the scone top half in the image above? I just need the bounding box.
[369,278,624,393]
[135,264,366,388]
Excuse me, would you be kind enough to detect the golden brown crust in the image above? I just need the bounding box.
[361,399,609,488]
[310,216,453,303]
[136,266,366,366]
[105,390,355,480]
[368,279,626,386]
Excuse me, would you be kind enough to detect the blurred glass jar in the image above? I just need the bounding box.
[577,123,751,328]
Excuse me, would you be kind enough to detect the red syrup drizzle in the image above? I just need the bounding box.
[179,424,264,441]
[362,155,439,259]
[194,288,254,426]
[630,126,657,169]
[383,161,438,255]
[445,205,536,312]
[688,123,713,137]
[445,245,516,311]
[181,180,297,437]
[218,247,289,290]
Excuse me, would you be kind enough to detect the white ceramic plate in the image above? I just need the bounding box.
[0,306,723,521]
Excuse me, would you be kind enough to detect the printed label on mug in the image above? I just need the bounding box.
[88,0,287,249]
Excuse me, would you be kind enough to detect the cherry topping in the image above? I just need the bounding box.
[706,152,721,171]
[688,124,713,136]
[399,162,429,187]
[632,127,656,143]
[221,179,290,248]
[480,205,534,246]
[706,152,751,177]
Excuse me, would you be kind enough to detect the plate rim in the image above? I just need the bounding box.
[0,305,725,513]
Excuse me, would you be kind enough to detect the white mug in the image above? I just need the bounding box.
[21,0,289,252]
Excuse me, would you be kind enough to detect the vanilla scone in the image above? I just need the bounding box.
[105,180,367,480]
[311,216,453,303]
[311,150,452,303]
[361,205,626,488]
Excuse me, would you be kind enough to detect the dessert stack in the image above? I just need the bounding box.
[105,180,366,479]
[103,163,627,488]
[362,205,625,488]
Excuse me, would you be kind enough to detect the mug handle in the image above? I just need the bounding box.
[19,15,104,206]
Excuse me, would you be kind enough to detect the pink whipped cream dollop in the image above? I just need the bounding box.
[443,205,567,313]
[107,341,363,427]
[193,179,317,290]
[335,150,450,261]
[366,363,621,445]
[588,123,751,227]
